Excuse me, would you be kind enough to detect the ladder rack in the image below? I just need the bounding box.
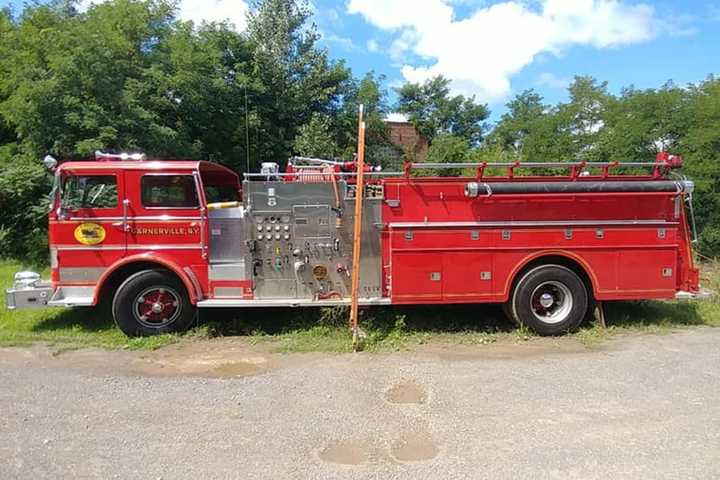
[404,152,684,180]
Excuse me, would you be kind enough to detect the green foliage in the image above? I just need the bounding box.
[490,75,720,257]
[247,0,350,164]
[424,134,469,176]
[0,152,52,264]
[293,113,338,158]
[396,75,489,146]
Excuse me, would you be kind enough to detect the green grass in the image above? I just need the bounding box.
[0,261,178,350]
[1,259,718,352]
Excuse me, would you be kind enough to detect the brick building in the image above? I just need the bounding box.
[385,120,429,162]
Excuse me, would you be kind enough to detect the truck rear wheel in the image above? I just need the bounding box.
[508,264,588,336]
[112,269,196,337]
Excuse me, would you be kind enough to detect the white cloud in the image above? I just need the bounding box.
[348,0,659,103]
[367,39,379,52]
[536,72,571,89]
[79,0,249,31]
[176,0,248,30]
[321,31,361,51]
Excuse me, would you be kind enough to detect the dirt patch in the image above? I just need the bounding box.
[385,381,426,404]
[390,433,439,462]
[318,440,371,465]
[0,339,279,379]
[419,336,596,362]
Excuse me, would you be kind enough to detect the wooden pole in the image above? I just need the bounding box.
[350,106,366,348]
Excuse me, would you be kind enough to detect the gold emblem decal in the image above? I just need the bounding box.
[74,223,106,245]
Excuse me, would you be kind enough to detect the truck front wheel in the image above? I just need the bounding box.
[112,269,196,337]
[508,264,588,336]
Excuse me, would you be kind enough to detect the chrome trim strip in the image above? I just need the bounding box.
[389,220,679,228]
[197,297,391,308]
[128,245,202,251]
[56,244,202,251]
[56,216,203,222]
[213,287,245,298]
[59,267,106,282]
[209,262,247,280]
[56,245,125,251]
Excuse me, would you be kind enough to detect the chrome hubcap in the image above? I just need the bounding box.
[530,281,573,325]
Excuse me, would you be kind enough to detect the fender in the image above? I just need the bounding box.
[92,252,202,305]
[501,249,600,302]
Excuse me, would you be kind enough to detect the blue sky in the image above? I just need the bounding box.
[3,0,720,121]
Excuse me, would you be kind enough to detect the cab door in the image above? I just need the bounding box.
[51,169,127,285]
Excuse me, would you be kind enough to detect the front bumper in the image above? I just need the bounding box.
[5,281,54,309]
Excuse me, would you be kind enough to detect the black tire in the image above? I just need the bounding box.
[507,264,588,336]
[112,269,196,337]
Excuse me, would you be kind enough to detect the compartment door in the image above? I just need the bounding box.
[442,252,494,301]
[391,253,442,302]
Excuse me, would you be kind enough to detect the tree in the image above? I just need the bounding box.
[396,75,489,146]
[488,89,547,157]
[559,76,612,160]
[423,134,469,176]
[681,77,720,255]
[293,113,338,158]
[332,71,396,166]
[247,0,349,166]
[597,82,688,162]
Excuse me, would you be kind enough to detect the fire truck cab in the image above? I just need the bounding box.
[5,152,705,337]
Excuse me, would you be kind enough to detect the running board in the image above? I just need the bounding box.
[675,289,714,300]
[197,297,391,308]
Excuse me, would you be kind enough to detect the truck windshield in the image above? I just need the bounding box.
[62,175,118,209]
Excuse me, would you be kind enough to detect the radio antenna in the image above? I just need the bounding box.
[244,83,251,174]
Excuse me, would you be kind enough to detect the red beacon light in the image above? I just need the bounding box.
[656,151,683,169]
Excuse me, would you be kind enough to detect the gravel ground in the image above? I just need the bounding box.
[1,329,720,479]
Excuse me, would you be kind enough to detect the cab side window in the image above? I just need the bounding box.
[141,175,199,208]
[62,175,118,209]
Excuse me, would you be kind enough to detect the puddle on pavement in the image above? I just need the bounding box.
[319,440,370,465]
[390,433,438,462]
[385,381,426,404]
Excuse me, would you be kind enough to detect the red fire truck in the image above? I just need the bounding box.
[5,150,704,337]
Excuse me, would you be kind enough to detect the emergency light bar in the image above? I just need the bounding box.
[95,150,146,161]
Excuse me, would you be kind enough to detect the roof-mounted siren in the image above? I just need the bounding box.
[95,150,147,161]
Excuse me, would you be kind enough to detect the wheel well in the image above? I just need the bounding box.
[509,255,595,302]
[97,262,181,307]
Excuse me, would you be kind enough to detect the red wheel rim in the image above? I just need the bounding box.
[133,286,181,328]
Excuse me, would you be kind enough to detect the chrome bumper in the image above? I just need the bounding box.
[5,281,54,309]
